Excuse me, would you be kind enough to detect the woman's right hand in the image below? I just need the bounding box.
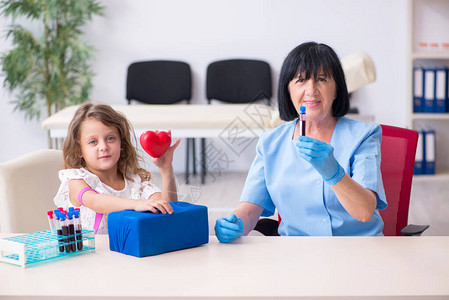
[296,136,345,186]
[214,214,244,243]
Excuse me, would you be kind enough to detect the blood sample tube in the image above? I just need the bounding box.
[299,106,306,136]
[73,210,83,250]
[47,210,56,233]
[67,211,77,252]
[54,211,65,253]
[60,213,71,253]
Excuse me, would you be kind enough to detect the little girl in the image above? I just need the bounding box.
[54,103,180,234]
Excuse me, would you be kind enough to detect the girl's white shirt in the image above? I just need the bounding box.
[54,168,160,234]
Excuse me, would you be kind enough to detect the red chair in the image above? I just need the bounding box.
[379,124,428,236]
[254,124,429,236]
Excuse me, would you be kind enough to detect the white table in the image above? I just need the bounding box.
[1,235,448,299]
[41,104,374,139]
[41,104,279,139]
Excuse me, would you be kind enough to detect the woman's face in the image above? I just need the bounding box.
[288,69,337,121]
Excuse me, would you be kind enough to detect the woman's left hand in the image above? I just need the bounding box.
[152,130,181,169]
[296,136,345,186]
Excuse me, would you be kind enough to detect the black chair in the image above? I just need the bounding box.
[201,59,272,183]
[206,59,272,105]
[126,60,196,183]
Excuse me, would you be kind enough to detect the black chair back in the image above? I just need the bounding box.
[126,60,192,104]
[206,59,272,105]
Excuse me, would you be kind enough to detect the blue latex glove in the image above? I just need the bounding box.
[214,214,244,243]
[296,136,345,186]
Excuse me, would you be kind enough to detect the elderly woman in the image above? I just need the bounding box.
[215,42,387,241]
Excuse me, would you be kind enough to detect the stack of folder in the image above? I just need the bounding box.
[413,66,449,113]
[414,127,436,175]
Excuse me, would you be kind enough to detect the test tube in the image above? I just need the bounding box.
[67,212,77,252]
[54,211,65,253]
[73,210,83,250]
[47,210,56,233]
[60,213,71,253]
[299,106,306,136]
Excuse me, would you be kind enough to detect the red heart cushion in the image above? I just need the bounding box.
[140,131,171,158]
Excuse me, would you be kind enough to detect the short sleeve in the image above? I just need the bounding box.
[53,169,87,208]
[351,124,387,210]
[53,168,110,211]
[240,134,275,217]
[127,173,161,200]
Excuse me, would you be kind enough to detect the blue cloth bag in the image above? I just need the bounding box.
[108,201,209,257]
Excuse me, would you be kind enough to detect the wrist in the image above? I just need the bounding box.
[159,165,174,173]
[324,163,345,186]
[130,198,141,210]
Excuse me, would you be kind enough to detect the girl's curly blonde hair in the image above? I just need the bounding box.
[63,103,151,181]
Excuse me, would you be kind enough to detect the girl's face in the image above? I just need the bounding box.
[79,118,122,175]
[288,69,337,121]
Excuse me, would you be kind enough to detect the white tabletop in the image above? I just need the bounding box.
[41,104,374,139]
[41,104,277,138]
[1,235,448,299]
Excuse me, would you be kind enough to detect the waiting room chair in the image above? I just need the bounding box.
[206,59,272,105]
[126,60,195,183]
[254,124,429,236]
[202,59,273,183]
[0,149,63,233]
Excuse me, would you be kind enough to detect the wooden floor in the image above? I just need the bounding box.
[163,171,449,236]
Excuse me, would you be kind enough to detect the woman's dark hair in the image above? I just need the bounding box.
[278,42,349,121]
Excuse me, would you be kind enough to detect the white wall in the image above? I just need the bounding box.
[0,0,409,172]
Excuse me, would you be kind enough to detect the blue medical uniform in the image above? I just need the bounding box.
[240,117,387,236]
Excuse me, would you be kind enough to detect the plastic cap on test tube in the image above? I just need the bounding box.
[300,106,306,114]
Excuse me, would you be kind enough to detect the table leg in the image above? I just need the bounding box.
[185,138,190,184]
[201,138,206,184]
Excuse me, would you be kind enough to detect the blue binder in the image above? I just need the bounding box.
[413,67,424,113]
[424,128,436,175]
[435,68,448,113]
[414,129,424,175]
[446,68,449,112]
[423,68,436,113]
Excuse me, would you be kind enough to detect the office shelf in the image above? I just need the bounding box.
[409,0,449,182]
[413,169,449,182]
[411,113,449,120]
[412,52,449,60]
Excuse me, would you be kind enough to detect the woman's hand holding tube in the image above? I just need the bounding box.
[296,136,345,186]
[214,214,244,243]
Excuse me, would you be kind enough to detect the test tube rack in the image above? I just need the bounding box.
[0,229,95,268]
